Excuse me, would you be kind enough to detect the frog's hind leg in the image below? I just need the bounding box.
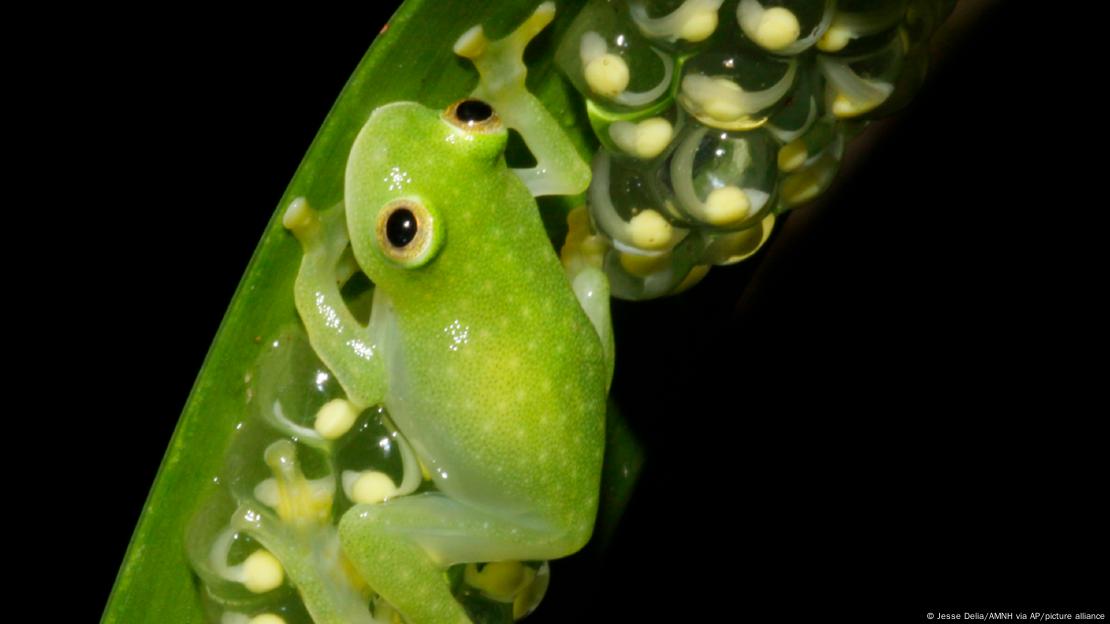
[339,493,577,624]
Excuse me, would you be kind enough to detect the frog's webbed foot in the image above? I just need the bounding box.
[228,439,385,624]
[283,198,385,410]
[455,2,590,198]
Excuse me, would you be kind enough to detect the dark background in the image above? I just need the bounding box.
[67,1,1103,620]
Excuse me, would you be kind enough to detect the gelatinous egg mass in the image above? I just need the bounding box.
[557,0,955,300]
[186,329,530,624]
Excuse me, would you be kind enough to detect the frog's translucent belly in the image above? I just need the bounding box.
[380,295,607,526]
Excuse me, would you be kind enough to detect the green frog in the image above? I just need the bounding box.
[280,4,612,621]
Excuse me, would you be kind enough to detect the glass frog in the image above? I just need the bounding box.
[195,3,612,624]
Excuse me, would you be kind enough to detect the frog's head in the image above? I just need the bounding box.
[345,99,510,292]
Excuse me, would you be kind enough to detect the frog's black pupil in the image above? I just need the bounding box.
[386,208,417,248]
[456,99,493,123]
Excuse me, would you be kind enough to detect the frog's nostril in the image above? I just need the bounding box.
[455,99,493,124]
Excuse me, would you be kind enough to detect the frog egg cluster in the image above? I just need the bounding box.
[556,0,954,299]
[184,329,402,624]
[185,328,543,624]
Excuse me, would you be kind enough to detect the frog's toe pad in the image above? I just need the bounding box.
[282,197,315,233]
[454,1,555,75]
[453,25,488,59]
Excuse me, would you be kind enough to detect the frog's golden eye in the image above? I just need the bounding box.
[376,198,441,267]
[445,98,501,132]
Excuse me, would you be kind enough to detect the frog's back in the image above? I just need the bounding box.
[383,171,606,536]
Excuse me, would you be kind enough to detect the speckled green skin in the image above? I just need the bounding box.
[334,102,607,623]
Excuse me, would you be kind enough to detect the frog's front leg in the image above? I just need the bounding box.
[455,2,591,198]
[283,198,385,409]
[339,493,583,624]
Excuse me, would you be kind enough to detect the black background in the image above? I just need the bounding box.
[60,1,1104,620]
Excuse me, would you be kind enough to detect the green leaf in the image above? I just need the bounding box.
[102,1,641,622]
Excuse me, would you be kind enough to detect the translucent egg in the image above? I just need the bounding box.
[735,0,835,55]
[333,407,407,514]
[777,120,846,210]
[555,0,679,116]
[595,106,683,163]
[664,123,779,230]
[765,55,824,143]
[248,327,347,447]
[818,31,906,119]
[817,0,908,55]
[702,213,777,265]
[602,230,710,300]
[629,0,727,51]
[187,488,265,600]
[589,148,688,253]
[678,51,797,130]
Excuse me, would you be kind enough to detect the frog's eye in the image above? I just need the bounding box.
[445,98,501,133]
[375,198,442,267]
